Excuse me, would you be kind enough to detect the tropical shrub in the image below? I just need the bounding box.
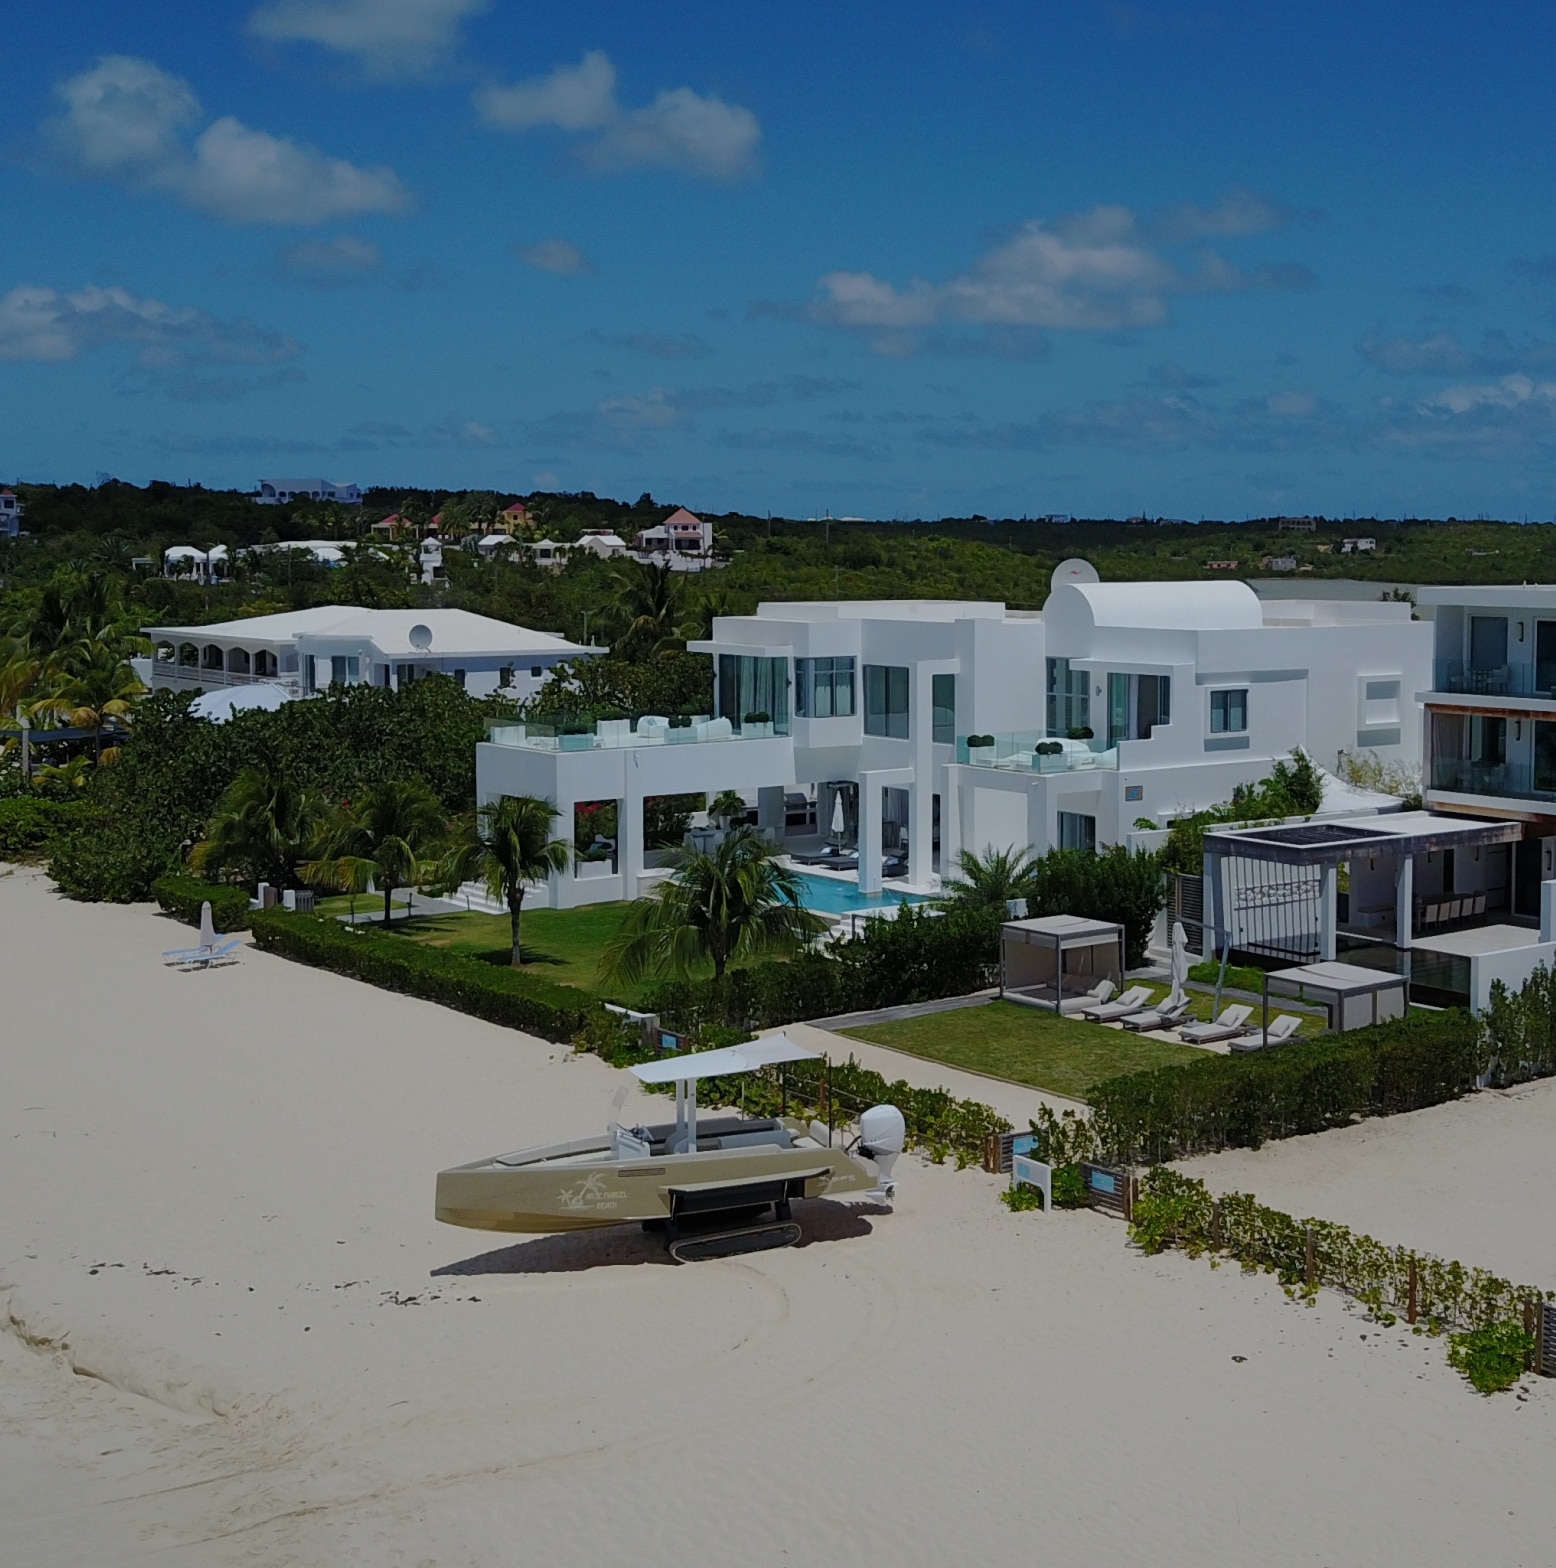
[1479,964,1556,1087]
[151,874,253,932]
[1156,749,1327,877]
[1447,1323,1536,1395]
[0,795,84,858]
[250,911,599,1044]
[1027,844,1164,967]
[641,903,1001,1032]
[1029,1008,1484,1167]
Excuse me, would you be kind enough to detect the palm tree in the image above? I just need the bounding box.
[191,765,327,891]
[942,845,1040,912]
[303,779,448,925]
[609,560,695,658]
[601,827,827,983]
[35,636,146,762]
[434,795,570,965]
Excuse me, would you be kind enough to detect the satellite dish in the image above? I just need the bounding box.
[1051,558,1100,591]
[408,623,433,651]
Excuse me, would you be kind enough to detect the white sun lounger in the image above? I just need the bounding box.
[1079,985,1154,1022]
[1177,1004,1253,1044]
[162,936,243,969]
[1056,979,1116,1015]
[1227,1013,1304,1052]
[1120,997,1191,1032]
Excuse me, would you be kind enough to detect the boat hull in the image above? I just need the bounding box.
[436,1142,875,1235]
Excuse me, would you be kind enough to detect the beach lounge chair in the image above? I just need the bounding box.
[1079,985,1154,1022]
[1057,979,1116,1015]
[1120,996,1192,1032]
[1228,1013,1304,1052]
[162,936,243,969]
[1177,1004,1254,1044]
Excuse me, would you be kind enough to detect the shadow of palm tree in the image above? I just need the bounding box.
[431,1199,887,1277]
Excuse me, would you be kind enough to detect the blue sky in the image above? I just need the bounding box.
[4,1,1556,520]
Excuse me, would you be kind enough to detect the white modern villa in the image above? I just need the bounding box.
[474,564,1430,912]
[141,606,597,703]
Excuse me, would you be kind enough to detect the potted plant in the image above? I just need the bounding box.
[1034,738,1065,772]
[667,714,697,744]
[559,715,595,751]
[743,709,775,738]
[965,732,996,764]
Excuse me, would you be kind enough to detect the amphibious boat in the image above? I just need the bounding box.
[435,1035,905,1261]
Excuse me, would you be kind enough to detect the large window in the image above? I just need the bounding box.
[1210,688,1247,733]
[932,673,956,745]
[1107,672,1171,745]
[795,656,855,718]
[717,655,791,733]
[1537,721,1556,794]
[1046,657,1090,737]
[863,665,910,739]
[1057,811,1097,852]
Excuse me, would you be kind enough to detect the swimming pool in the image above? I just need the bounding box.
[789,871,926,915]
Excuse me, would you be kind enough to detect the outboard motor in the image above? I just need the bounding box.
[858,1104,906,1202]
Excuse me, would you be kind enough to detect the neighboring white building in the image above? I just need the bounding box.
[474,569,1429,910]
[163,544,231,582]
[574,529,629,560]
[633,507,714,567]
[254,478,362,506]
[0,489,21,538]
[142,606,598,702]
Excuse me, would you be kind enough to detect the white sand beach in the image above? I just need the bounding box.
[3,864,1555,1567]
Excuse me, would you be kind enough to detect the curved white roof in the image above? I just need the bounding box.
[1047,579,1264,632]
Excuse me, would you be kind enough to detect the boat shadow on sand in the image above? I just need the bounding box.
[432,1199,891,1276]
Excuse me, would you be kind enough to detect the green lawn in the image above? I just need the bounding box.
[317,900,717,1002]
[840,999,1211,1101]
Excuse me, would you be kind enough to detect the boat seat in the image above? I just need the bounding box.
[641,1116,791,1155]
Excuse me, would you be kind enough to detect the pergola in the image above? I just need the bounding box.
[1261,960,1408,1035]
[1000,914,1126,1013]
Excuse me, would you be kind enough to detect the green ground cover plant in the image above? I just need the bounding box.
[0,796,84,859]
[1129,1168,1548,1396]
[841,999,1204,1101]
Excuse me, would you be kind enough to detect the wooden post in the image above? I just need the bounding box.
[1304,1227,1316,1288]
[1524,1301,1537,1371]
[1210,1198,1222,1250]
[1124,1174,1138,1223]
[1407,1257,1419,1325]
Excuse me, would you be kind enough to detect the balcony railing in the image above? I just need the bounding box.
[486,716,788,753]
[152,663,298,692]
[1429,756,1556,802]
[1432,660,1556,699]
[958,731,1120,773]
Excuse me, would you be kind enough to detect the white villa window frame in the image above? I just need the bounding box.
[1209,687,1248,734]
[863,664,910,739]
[795,656,856,718]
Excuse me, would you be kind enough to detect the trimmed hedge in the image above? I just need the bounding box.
[249,910,601,1044]
[642,904,1001,1032]
[0,796,85,859]
[152,874,254,932]
[1085,1008,1483,1165]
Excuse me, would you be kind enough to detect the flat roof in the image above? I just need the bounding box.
[1002,914,1124,945]
[1205,810,1521,865]
[1417,585,1556,610]
[1411,923,1549,958]
[1267,961,1407,996]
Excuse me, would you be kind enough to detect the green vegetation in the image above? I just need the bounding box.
[943,842,1165,967]
[302,778,448,925]
[0,796,83,859]
[841,999,1204,1101]
[189,763,325,891]
[1188,959,1273,994]
[1129,1168,1548,1396]
[151,874,252,933]
[1152,750,1326,876]
[1448,1323,1537,1395]
[603,828,826,983]
[433,794,570,965]
[250,909,598,1045]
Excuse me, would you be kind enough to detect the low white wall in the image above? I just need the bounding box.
[1471,942,1556,1014]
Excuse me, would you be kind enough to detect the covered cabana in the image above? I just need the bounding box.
[1260,960,1407,1035]
[1000,914,1125,1013]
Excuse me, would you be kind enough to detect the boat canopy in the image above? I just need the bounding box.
[630,1034,818,1085]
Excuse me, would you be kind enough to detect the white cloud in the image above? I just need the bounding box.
[476,51,618,132]
[582,88,760,179]
[47,56,410,225]
[513,238,591,276]
[1153,186,1312,243]
[247,0,488,77]
[803,204,1312,352]
[475,52,760,180]
[0,283,300,385]
[1427,374,1556,416]
[275,234,381,285]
